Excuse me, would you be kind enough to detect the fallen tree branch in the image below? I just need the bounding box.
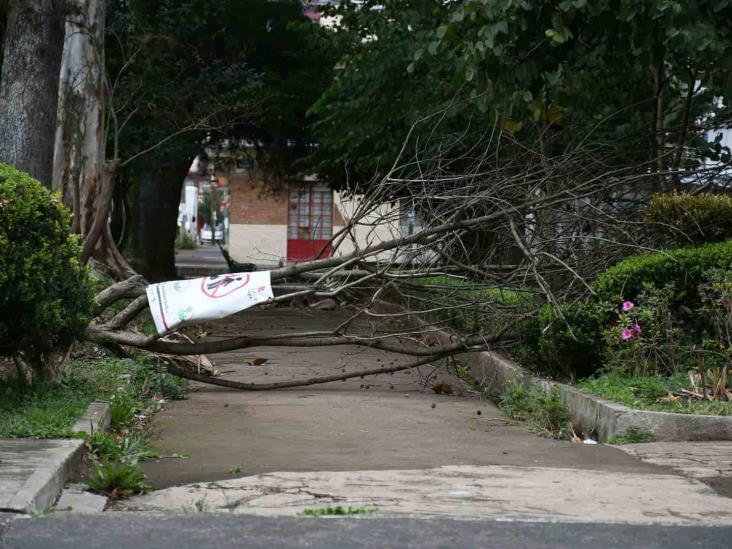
[164,350,470,391]
[103,294,149,329]
[85,325,510,356]
[94,274,146,315]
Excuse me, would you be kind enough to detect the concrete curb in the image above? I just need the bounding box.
[72,402,111,437]
[0,401,111,514]
[460,348,732,443]
[373,301,732,442]
[0,439,84,513]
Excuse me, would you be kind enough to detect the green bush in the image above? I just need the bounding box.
[593,239,732,305]
[601,284,685,377]
[0,164,93,369]
[523,242,732,379]
[644,192,732,245]
[517,301,603,379]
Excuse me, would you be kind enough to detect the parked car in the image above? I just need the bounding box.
[201,223,224,243]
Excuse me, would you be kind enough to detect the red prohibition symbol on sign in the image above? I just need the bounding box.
[200,274,251,298]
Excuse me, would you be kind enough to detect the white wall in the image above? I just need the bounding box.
[332,193,429,263]
[228,224,287,267]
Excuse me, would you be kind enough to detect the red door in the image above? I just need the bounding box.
[287,185,333,262]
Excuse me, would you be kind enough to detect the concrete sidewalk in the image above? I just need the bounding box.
[175,245,229,277]
[617,441,732,498]
[0,439,83,513]
[122,464,732,525]
[139,308,666,489]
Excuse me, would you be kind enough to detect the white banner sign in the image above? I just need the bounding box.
[146,272,274,335]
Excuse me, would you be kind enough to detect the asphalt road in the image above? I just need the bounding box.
[1,514,731,549]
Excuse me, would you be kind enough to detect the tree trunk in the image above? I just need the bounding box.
[53,0,104,231]
[650,57,665,191]
[125,161,190,281]
[0,0,65,186]
[51,0,133,279]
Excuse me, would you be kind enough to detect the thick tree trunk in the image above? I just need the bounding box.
[52,0,133,279]
[0,0,65,186]
[53,0,104,231]
[125,161,190,281]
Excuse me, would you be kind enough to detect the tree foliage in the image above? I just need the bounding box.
[0,164,93,373]
[310,0,732,187]
[104,0,333,278]
[107,0,334,175]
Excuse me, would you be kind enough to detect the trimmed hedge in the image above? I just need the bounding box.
[644,192,732,245]
[519,239,732,379]
[593,239,732,304]
[518,301,603,379]
[0,164,93,363]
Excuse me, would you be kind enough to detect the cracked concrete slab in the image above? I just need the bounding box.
[615,442,732,497]
[55,484,107,514]
[119,464,732,525]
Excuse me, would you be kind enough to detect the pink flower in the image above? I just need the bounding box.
[622,301,635,312]
[621,328,634,340]
[633,323,642,336]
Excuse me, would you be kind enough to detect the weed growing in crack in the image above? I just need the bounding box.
[299,506,378,517]
[88,460,150,498]
[607,427,655,445]
[499,382,572,439]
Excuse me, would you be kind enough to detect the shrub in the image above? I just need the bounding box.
[0,164,93,374]
[408,276,541,336]
[602,286,684,377]
[644,192,732,245]
[517,301,604,379]
[593,239,732,306]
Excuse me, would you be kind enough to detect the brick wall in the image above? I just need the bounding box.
[229,177,288,225]
[230,175,347,227]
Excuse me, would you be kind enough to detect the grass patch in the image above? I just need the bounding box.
[1,355,188,498]
[405,276,541,335]
[499,382,572,439]
[299,506,377,517]
[0,379,96,438]
[578,373,732,416]
[607,427,655,445]
[0,357,187,438]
